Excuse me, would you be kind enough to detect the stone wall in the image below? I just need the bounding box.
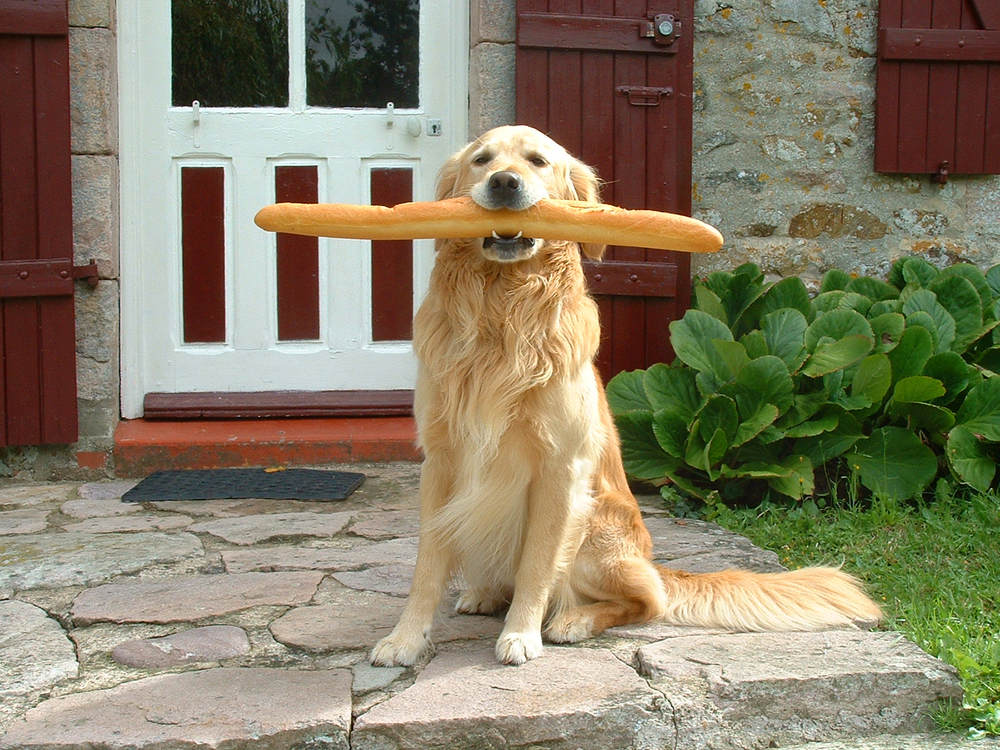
[1,0,119,479]
[467,0,1000,283]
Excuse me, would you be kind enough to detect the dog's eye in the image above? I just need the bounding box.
[528,155,548,167]
[472,152,492,165]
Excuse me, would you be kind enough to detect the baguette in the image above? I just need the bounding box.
[254,196,723,254]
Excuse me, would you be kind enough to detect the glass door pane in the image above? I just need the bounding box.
[171,0,289,107]
[305,0,419,108]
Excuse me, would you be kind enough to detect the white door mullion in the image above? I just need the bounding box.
[231,155,274,352]
[288,0,307,111]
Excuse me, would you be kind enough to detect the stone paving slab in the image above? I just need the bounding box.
[0,667,352,750]
[0,463,970,749]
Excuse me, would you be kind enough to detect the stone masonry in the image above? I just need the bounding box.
[0,463,976,749]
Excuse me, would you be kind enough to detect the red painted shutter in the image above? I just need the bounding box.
[0,0,86,446]
[516,0,694,383]
[876,0,1000,177]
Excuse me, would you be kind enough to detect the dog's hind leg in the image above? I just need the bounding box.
[370,455,454,666]
[546,555,666,642]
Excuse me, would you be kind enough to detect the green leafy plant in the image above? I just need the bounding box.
[609,259,1000,505]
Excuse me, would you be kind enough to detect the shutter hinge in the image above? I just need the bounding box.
[0,259,99,299]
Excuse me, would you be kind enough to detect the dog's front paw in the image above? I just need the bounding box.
[495,631,543,665]
[370,631,432,667]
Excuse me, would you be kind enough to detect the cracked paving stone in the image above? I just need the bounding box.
[60,496,141,519]
[0,532,203,590]
[352,641,674,750]
[187,510,353,545]
[0,600,79,697]
[332,563,414,596]
[0,510,49,535]
[0,483,77,507]
[223,536,418,573]
[348,510,420,539]
[61,514,193,533]
[0,667,352,750]
[71,571,324,624]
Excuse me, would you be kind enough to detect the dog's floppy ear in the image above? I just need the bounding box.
[567,158,605,260]
[435,148,467,200]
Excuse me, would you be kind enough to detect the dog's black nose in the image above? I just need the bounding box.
[487,171,523,203]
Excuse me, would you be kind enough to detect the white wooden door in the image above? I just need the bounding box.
[119,0,468,418]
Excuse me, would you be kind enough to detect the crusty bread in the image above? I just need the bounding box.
[254,196,723,253]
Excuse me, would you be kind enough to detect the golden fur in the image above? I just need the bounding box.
[370,125,882,667]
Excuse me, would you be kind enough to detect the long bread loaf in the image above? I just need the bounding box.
[254,196,723,253]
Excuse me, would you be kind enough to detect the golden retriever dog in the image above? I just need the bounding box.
[370,125,882,667]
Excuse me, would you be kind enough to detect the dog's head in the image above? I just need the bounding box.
[436,125,604,263]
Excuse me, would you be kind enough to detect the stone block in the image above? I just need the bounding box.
[111,625,251,668]
[71,154,118,276]
[188,510,354,545]
[69,0,113,28]
[637,630,963,748]
[469,42,515,137]
[471,0,515,44]
[353,642,673,750]
[69,27,116,154]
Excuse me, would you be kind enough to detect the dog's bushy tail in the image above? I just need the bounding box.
[654,565,882,631]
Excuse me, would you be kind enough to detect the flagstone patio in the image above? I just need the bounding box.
[0,463,981,749]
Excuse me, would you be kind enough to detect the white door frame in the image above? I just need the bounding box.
[119,1,469,419]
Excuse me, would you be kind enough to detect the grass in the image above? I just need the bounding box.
[706,486,1000,738]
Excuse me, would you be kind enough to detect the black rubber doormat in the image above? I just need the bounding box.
[122,468,365,503]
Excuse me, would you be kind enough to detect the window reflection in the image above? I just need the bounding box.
[172,0,289,107]
[306,0,419,108]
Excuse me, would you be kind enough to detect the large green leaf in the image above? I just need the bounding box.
[929,274,984,352]
[986,264,1000,298]
[869,312,905,353]
[794,412,863,466]
[805,309,874,351]
[868,299,901,317]
[891,375,946,405]
[760,308,808,371]
[846,427,937,501]
[801,335,873,377]
[851,353,892,405]
[784,411,839,438]
[700,270,766,332]
[946,425,996,492]
[606,370,651,413]
[711,340,751,381]
[900,257,939,287]
[758,276,811,318]
[694,284,728,323]
[923,351,970,403]
[955,377,1000,441]
[615,411,677,480]
[652,408,688,458]
[685,424,729,478]
[724,355,795,416]
[642,364,700,423]
[936,263,994,310]
[903,289,956,353]
[669,309,735,377]
[699,394,739,444]
[820,268,850,293]
[740,330,769,360]
[904,310,942,353]
[732,403,780,447]
[887,326,933,383]
[766,455,815,499]
[846,276,900,301]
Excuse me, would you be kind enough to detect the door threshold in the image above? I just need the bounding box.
[113,417,420,477]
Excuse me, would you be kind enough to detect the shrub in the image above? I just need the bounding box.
[608,258,1000,505]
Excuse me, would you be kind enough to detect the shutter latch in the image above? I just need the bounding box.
[617,85,674,106]
[640,14,681,46]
